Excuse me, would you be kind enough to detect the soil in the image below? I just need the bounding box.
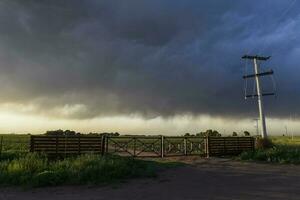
[1,157,300,200]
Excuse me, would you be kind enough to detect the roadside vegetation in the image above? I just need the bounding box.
[0,153,178,187]
[0,133,180,187]
[238,136,300,164]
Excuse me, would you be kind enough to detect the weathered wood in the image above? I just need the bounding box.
[207,137,254,156]
[31,135,103,156]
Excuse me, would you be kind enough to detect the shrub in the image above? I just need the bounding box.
[238,145,300,164]
[256,138,274,149]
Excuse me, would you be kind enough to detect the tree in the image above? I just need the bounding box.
[244,131,251,136]
[184,133,191,137]
[196,130,221,137]
[232,132,238,136]
[45,130,80,136]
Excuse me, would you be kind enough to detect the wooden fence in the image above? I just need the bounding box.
[206,137,255,156]
[30,135,255,157]
[30,135,105,156]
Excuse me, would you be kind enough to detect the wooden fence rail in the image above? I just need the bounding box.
[30,135,255,157]
[30,135,104,157]
[206,137,255,157]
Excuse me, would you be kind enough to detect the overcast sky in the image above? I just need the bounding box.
[0,0,299,135]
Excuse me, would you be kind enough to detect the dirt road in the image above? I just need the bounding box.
[1,158,300,200]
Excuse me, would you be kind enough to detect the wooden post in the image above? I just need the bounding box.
[56,136,58,157]
[30,136,34,152]
[206,137,210,158]
[251,137,255,151]
[133,137,136,157]
[78,136,81,155]
[223,137,226,155]
[184,137,187,156]
[0,136,3,156]
[237,137,240,153]
[101,135,106,156]
[105,136,109,154]
[64,135,67,158]
[161,135,164,158]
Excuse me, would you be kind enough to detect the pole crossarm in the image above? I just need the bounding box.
[245,93,275,98]
[242,55,271,61]
[243,70,274,79]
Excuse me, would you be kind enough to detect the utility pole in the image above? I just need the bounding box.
[242,55,275,139]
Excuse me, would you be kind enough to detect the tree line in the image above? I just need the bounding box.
[44,129,251,137]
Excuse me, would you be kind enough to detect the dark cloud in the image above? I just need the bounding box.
[0,0,299,119]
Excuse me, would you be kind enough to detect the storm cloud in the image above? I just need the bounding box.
[0,0,299,119]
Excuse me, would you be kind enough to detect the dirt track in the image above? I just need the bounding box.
[1,158,300,200]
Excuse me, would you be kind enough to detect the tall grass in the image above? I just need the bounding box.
[238,138,300,164]
[0,153,170,187]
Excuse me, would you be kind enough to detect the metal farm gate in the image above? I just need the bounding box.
[30,135,255,158]
[105,136,207,157]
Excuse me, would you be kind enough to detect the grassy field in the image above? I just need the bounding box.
[270,136,300,145]
[0,134,30,152]
[238,136,300,164]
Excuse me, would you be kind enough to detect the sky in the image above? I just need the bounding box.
[0,0,299,135]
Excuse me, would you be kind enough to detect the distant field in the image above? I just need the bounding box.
[270,136,300,145]
[0,134,30,152]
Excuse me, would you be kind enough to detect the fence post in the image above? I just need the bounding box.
[184,137,187,156]
[78,136,81,155]
[133,137,136,157]
[105,135,109,154]
[101,135,106,156]
[56,136,58,157]
[64,135,67,158]
[0,136,3,156]
[237,137,240,152]
[30,135,34,152]
[206,136,210,158]
[161,135,164,158]
[223,137,226,155]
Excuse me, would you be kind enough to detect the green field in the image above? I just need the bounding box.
[270,136,300,145]
[0,134,30,152]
